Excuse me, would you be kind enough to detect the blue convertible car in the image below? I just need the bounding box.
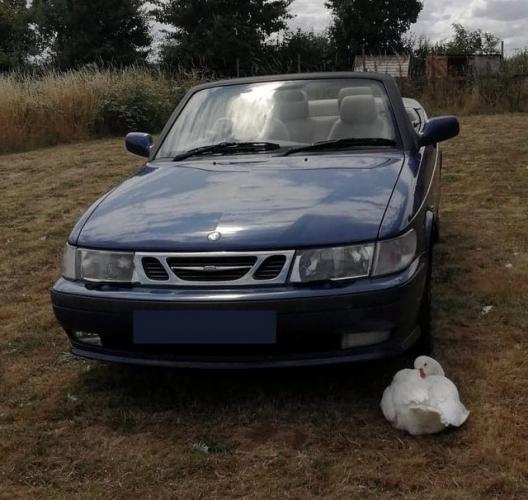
[51,73,459,369]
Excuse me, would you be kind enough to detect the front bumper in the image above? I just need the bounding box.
[50,258,427,369]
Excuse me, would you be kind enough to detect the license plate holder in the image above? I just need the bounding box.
[133,310,277,345]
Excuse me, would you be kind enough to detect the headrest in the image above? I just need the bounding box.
[406,108,418,124]
[275,89,309,120]
[309,99,339,117]
[340,95,379,125]
[275,89,307,102]
[338,87,373,108]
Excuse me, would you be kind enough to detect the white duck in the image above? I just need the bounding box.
[381,356,470,436]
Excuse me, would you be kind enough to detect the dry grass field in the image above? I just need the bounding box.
[1,115,527,498]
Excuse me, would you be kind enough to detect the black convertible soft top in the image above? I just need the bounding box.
[153,72,419,156]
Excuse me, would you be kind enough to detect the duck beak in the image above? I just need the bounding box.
[419,368,426,379]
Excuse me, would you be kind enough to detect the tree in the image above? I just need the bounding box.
[325,0,423,67]
[0,0,37,71]
[435,24,501,56]
[156,0,292,76]
[270,29,334,73]
[33,0,152,69]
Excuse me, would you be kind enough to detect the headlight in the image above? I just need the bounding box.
[62,245,135,283]
[290,244,375,283]
[289,230,417,283]
[372,229,417,277]
[79,249,135,282]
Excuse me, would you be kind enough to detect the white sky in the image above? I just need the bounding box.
[288,0,528,55]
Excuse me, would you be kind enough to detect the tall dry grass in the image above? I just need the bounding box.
[0,68,198,154]
[413,77,528,116]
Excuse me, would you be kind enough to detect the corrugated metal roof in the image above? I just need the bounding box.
[354,56,411,78]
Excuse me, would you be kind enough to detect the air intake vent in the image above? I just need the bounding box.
[142,257,169,281]
[167,256,257,282]
[254,255,287,280]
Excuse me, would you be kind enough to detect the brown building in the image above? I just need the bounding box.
[426,54,502,80]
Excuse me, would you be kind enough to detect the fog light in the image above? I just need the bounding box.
[340,330,390,349]
[73,331,102,347]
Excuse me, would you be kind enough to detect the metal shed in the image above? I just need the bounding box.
[354,55,411,78]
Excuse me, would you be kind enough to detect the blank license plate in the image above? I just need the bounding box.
[133,310,277,345]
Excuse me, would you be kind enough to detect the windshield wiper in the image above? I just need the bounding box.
[281,138,397,157]
[173,141,281,161]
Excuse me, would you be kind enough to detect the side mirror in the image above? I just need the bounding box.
[419,116,460,147]
[126,132,153,158]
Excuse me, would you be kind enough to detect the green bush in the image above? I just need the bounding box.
[97,86,177,135]
[94,68,194,136]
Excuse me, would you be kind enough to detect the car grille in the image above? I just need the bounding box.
[142,257,169,281]
[167,256,257,282]
[253,255,287,280]
[135,251,295,286]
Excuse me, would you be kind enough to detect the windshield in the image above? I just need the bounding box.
[156,79,397,158]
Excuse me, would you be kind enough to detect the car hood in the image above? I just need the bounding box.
[75,153,405,251]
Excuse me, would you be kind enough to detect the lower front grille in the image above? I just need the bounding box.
[136,251,295,286]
